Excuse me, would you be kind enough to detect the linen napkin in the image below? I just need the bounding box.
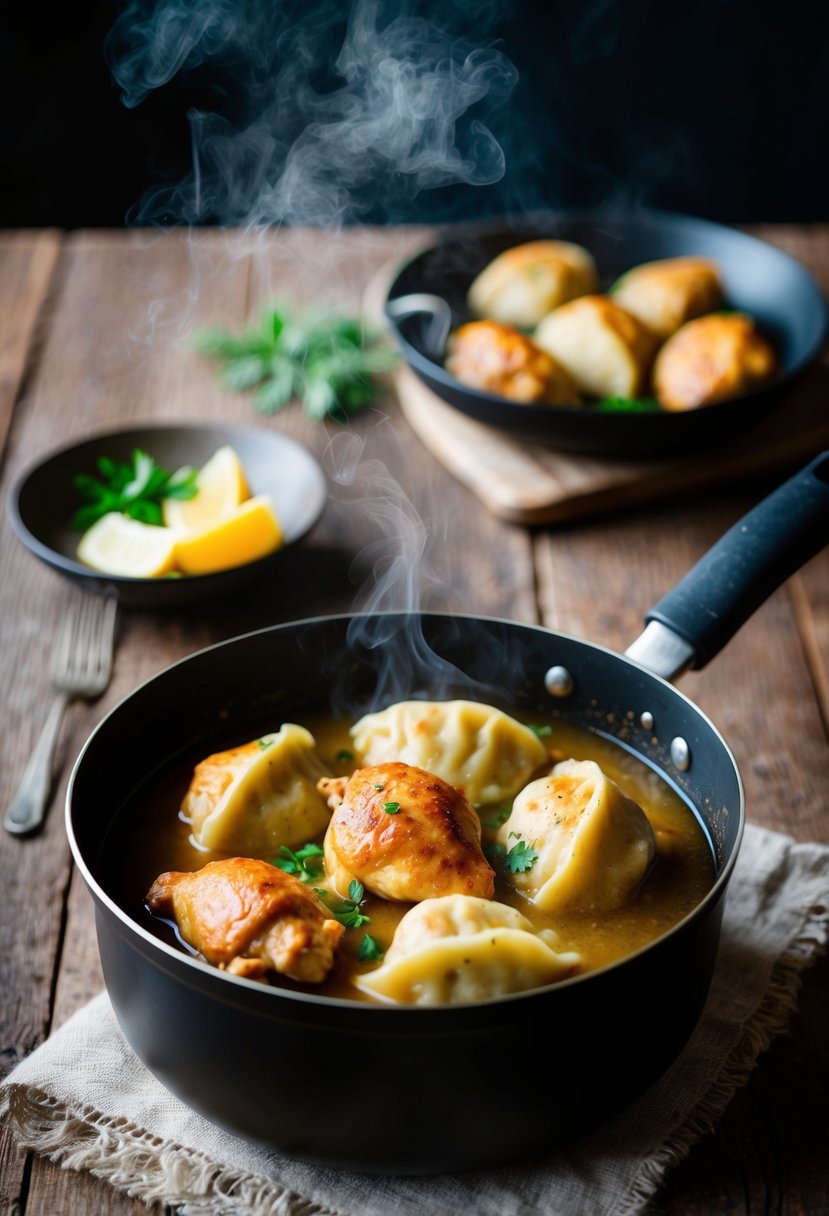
[2,823,828,1216]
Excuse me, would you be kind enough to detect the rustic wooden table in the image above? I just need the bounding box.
[0,226,827,1215]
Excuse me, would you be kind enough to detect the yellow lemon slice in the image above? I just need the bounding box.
[173,495,283,575]
[77,513,178,578]
[162,445,250,532]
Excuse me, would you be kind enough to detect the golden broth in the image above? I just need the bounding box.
[102,711,714,1003]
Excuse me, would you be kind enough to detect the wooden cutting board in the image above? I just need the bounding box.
[392,365,829,524]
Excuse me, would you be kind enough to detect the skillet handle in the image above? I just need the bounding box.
[625,452,829,679]
[385,293,453,360]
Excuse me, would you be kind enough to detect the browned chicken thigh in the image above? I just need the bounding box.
[320,762,495,902]
[146,857,344,984]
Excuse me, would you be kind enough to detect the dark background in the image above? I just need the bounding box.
[1,0,826,229]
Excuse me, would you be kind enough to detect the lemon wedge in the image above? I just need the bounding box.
[77,513,178,577]
[173,495,283,575]
[162,445,250,532]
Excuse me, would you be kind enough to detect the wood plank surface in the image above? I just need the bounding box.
[0,224,827,1216]
[0,231,61,460]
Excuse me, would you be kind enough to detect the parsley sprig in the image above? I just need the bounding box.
[273,842,324,884]
[72,450,198,531]
[332,879,371,930]
[504,834,539,874]
[193,305,398,423]
[356,934,385,963]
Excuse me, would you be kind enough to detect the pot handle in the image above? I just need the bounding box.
[385,293,453,360]
[625,452,829,680]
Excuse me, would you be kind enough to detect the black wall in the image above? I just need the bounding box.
[1,0,826,228]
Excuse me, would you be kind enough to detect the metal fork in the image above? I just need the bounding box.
[4,593,117,836]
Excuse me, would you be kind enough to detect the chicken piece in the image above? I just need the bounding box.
[652,312,777,411]
[321,762,496,902]
[446,320,580,406]
[611,256,724,339]
[146,857,344,984]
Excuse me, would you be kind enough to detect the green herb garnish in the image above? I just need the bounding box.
[504,835,539,874]
[482,804,512,830]
[332,879,371,930]
[257,737,274,751]
[594,396,661,414]
[356,934,385,963]
[335,748,354,764]
[529,724,553,738]
[193,305,398,423]
[72,450,198,530]
[383,802,400,815]
[273,842,324,883]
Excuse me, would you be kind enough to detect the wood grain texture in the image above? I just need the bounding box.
[0,226,827,1216]
[0,231,62,459]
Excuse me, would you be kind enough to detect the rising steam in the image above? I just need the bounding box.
[106,0,518,227]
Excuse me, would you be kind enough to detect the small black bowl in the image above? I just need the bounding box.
[385,210,828,457]
[8,422,327,609]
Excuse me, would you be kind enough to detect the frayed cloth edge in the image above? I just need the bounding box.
[0,1087,345,1216]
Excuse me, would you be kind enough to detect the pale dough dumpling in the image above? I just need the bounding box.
[350,700,549,805]
[468,239,598,329]
[184,724,331,855]
[611,256,724,339]
[498,759,656,912]
[356,894,581,1005]
[534,295,658,399]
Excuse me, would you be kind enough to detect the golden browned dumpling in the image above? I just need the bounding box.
[146,858,344,984]
[534,295,659,399]
[468,239,598,328]
[611,256,724,339]
[445,320,579,405]
[320,762,496,903]
[652,312,777,411]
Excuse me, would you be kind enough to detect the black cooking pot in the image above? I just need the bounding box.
[67,454,829,1174]
[385,211,827,457]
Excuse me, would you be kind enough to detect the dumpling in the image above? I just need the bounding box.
[610,256,724,339]
[498,759,656,912]
[320,762,495,902]
[350,700,549,806]
[445,320,579,405]
[356,894,580,1005]
[146,857,344,983]
[652,312,777,411]
[468,239,598,328]
[534,295,658,399]
[184,724,331,855]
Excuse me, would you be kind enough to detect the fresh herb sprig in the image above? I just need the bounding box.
[193,305,398,423]
[595,395,661,414]
[332,879,371,930]
[273,842,325,884]
[504,834,539,875]
[72,450,198,531]
[356,934,385,963]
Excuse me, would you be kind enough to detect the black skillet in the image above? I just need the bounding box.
[67,454,829,1173]
[385,211,827,457]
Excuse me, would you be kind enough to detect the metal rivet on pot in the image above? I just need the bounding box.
[670,736,691,770]
[640,711,654,732]
[545,665,574,698]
